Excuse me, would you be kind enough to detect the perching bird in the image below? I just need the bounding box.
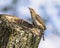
[29,8,46,31]
[29,8,46,40]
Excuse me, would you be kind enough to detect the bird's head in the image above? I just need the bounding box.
[29,8,36,16]
[29,8,33,13]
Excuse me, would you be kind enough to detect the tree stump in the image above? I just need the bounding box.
[0,14,44,48]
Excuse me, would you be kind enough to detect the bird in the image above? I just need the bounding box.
[29,8,46,40]
[29,8,46,31]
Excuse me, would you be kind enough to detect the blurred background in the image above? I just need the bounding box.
[0,0,60,48]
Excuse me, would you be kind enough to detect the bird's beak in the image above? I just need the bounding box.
[28,7,32,10]
[28,7,31,10]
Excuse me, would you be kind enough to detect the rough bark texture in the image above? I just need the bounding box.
[0,14,43,48]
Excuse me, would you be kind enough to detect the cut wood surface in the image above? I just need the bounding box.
[0,14,44,48]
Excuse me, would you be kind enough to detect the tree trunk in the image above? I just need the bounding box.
[0,14,44,48]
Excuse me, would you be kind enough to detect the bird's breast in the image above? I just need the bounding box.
[33,19,45,30]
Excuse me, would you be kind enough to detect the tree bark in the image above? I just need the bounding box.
[0,14,44,48]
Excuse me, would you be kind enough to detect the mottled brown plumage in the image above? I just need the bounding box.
[29,8,46,31]
[29,8,46,40]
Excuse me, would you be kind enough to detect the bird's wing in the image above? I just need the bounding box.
[36,15,46,30]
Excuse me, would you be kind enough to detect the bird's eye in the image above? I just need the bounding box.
[30,11,32,13]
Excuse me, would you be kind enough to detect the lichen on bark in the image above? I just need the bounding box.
[0,14,44,48]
